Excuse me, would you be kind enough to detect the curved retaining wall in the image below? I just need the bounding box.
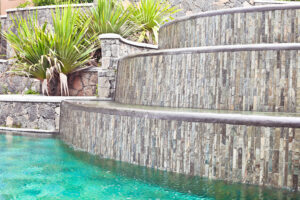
[60,101,300,191]
[115,44,300,112]
[159,5,300,49]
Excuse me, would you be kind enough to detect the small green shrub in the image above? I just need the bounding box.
[0,123,22,128]
[32,0,56,6]
[32,0,93,6]
[17,1,31,8]
[95,84,99,97]
[24,89,40,95]
[1,86,9,94]
[12,123,22,128]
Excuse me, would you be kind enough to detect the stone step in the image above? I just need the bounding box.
[159,4,300,49]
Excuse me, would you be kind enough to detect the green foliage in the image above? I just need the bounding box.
[3,5,97,96]
[3,0,178,95]
[0,123,22,128]
[24,89,40,95]
[129,0,179,44]
[17,1,31,8]
[32,0,53,6]
[1,86,10,94]
[81,0,136,39]
[95,83,99,97]
[82,0,179,44]
[3,15,53,80]
[32,0,93,6]
[51,6,97,75]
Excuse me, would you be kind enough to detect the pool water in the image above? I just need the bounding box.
[0,134,299,200]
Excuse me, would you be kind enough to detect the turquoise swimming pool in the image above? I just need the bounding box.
[0,134,299,200]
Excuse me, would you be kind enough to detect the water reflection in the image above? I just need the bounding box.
[1,133,299,200]
[62,142,300,200]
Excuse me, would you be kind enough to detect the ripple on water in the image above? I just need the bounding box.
[0,134,299,200]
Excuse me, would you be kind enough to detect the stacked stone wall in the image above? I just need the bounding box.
[159,5,300,49]
[60,101,300,191]
[116,47,300,112]
[98,34,157,98]
[0,60,40,94]
[0,60,99,96]
[68,67,99,96]
[0,101,60,130]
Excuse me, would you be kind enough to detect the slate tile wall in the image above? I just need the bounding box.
[159,8,300,49]
[115,49,300,112]
[60,102,300,191]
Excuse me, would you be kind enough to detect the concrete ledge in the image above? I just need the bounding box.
[162,4,300,28]
[63,101,300,128]
[5,3,94,13]
[0,127,58,135]
[0,59,8,63]
[254,0,300,5]
[120,43,300,60]
[100,34,158,50]
[0,129,55,138]
[0,95,99,103]
[83,66,101,72]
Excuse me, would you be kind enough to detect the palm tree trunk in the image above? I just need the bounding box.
[47,72,61,96]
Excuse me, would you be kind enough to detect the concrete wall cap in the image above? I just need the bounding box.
[6,3,93,13]
[254,0,300,5]
[0,127,58,135]
[0,59,8,63]
[64,101,300,128]
[0,95,98,103]
[99,33,158,49]
[120,43,300,60]
[75,66,100,72]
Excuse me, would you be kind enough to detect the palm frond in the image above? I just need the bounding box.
[129,0,180,44]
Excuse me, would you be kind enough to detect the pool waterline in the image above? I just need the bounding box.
[0,133,299,200]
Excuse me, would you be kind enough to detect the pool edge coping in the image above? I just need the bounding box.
[0,127,58,137]
[61,101,300,128]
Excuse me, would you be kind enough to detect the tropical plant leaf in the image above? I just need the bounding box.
[2,4,97,96]
[80,0,138,39]
[129,0,180,44]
